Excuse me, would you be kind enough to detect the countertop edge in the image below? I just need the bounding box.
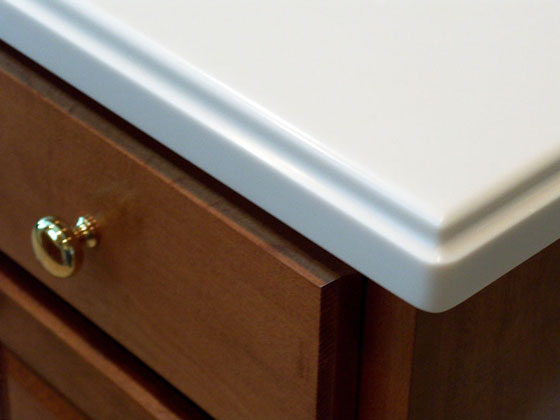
[2,0,559,311]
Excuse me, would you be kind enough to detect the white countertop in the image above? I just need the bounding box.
[2,0,560,311]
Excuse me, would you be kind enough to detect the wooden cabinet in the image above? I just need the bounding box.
[0,254,209,420]
[358,239,560,420]
[0,41,559,420]
[0,42,362,419]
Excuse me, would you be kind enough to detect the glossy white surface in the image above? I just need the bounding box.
[2,0,560,311]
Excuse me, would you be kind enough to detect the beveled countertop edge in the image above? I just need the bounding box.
[2,0,559,311]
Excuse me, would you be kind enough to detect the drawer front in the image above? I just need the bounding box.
[0,45,362,419]
[1,347,90,420]
[2,348,86,420]
[0,254,208,420]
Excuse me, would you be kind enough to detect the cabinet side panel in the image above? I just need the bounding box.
[409,239,560,420]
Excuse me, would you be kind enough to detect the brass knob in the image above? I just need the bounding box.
[31,215,98,278]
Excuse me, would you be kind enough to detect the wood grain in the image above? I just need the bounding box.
[0,41,363,419]
[358,238,560,420]
[408,238,560,420]
[357,283,416,420]
[0,254,209,420]
[1,347,89,420]
[318,276,365,419]
[0,343,8,419]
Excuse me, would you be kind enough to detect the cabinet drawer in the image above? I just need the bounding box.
[0,254,208,420]
[0,44,363,419]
